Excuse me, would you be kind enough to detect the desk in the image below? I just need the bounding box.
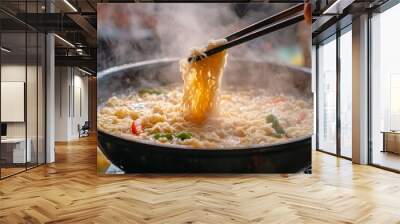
[381,131,400,154]
[1,138,31,163]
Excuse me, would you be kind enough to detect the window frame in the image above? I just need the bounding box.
[314,23,353,161]
[367,1,400,173]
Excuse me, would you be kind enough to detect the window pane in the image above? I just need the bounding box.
[27,0,39,169]
[318,37,337,154]
[1,28,28,177]
[27,31,38,169]
[340,29,352,158]
[371,4,400,171]
[38,32,45,165]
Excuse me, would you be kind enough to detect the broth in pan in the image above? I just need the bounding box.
[98,40,312,148]
[98,86,312,148]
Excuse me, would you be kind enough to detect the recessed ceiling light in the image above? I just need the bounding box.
[323,0,355,15]
[54,34,75,48]
[78,67,93,76]
[63,0,78,12]
[1,47,11,53]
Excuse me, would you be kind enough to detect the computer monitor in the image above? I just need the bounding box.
[1,123,7,137]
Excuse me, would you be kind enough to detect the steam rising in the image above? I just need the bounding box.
[97,3,309,71]
[97,3,312,105]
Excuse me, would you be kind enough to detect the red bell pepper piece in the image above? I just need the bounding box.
[131,121,141,135]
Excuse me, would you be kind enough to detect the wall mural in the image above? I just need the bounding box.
[97,3,312,174]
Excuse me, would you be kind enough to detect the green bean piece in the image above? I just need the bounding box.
[153,133,173,141]
[266,114,286,135]
[271,133,283,138]
[138,88,162,96]
[175,132,192,140]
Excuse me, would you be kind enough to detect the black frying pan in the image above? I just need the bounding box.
[97,58,312,173]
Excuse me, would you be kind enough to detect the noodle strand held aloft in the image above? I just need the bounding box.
[180,39,228,124]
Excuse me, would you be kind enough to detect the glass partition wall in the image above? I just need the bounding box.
[0,2,46,179]
[339,27,352,159]
[0,31,27,177]
[317,35,337,155]
[370,3,400,172]
[315,0,400,172]
[316,26,352,159]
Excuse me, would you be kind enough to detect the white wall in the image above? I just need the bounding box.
[1,64,46,164]
[72,73,89,138]
[55,67,70,141]
[0,65,41,138]
[54,67,89,141]
[1,65,26,138]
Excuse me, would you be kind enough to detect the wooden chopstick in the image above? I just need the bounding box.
[188,4,304,62]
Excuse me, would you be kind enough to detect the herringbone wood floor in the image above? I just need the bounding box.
[1,136,400,224]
